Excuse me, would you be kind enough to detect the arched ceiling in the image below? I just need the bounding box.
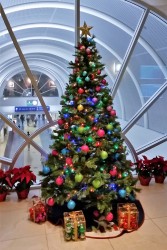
[0,0,167,130]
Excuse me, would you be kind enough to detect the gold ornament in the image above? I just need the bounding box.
[77,104,84,111]
[79,22,93,37]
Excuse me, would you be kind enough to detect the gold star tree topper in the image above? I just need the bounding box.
[79,22,93,37]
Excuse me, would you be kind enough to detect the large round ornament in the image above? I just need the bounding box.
[47,197,55,206]
[52,150,58,156]
[77,126,85,134]
[97,129,105,137]
[77,104,84,111]
[57,119,64,126]
[75,173,83,182]
[78,88,84,94]
[55,176,64,186]
[92,179,102,189]
[110,110,116,116]
[100,150,108,160]
[66,157,73,165]
[106,123,113,130]
[109,169,118,177]
[95,86,101,92]
[86,136,94,144]
[105,212,113,222]
[82,71,87,76]
[81,144,90,153]
[43,166,50,174]
[118,189,127,198]
[67,200,76,210]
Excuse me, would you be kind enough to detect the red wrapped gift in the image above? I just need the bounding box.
[117,203,139,230]
[29,197,47,223]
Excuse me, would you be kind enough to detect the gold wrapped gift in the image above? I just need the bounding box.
[63,211,86,241]
[117,203,139,230]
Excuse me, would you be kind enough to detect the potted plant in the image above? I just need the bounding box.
[133,155,152,186]
[149,156,167,183]
[0,169,12,201]
[11,165,36,199]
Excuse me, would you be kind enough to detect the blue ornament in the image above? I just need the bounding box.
[108,183,117,191]
[82,71,87,76]
[86,97,91,102]
[43,166,50,174]
[94,118,98,123]
[118,189,127,198]
[70,100,75,106]
[107,130,112,135]
[85,76,90,82]
[61,148,69,155]
[76,147,81,152]
[63,113,70,119]
[67,200,76,210]
[129,194,135,201]
[114,153,120,160]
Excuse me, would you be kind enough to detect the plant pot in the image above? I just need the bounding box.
[154,175,165,184]
[0,192,7,202]
[16,188,30,200]
[138,175,152,186]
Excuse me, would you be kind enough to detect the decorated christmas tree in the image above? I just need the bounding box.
[40,22,138,225]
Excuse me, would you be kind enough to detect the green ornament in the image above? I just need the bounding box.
[78,224,85,233]
[114,144,119,150]
[87,136,94,143]
[85,126,90,131]
[77,126,85,134]
[102,96,108,103]
[75,173,83,182]
[65,168,70,175]
[122,172,128,178]
[82,71,87,76]
[62,107,69,113]
[100,150,108,160]
[106,123,113,130]
[100,167,104,172]
[96,101,103,109]
[92,179,102,189]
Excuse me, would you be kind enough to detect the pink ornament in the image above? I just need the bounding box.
[64,133,69,140]
[105,212,113,222]
[47,197,55,206]
[86,48,91,54]
[80,45,85,51]
[55,176,64,186]
[97,69,101,75]
[95,86,101,92]
[110,110,116,116]
[97,129,105,137]
[107,106,112,111]
[66,157,73,165]
[101,79,107,84]
[52,150,58,156]
[81,144,90,152]
[92,97,98,103]
[109,169,118,177]
[93,210,99,217]
[57,119,64,126]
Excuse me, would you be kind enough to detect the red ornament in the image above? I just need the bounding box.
[80,45,85,51]
[75,58,79,63]
[101,79,107,84]
[109,169,118,177]
[105,212,114,222]
[92,126,98,131]
[90,73,95,80]
[66,157,73,165]
[95,141,102,147]
[81,144,90,152]
[93,210,100,217]
[78,88,84,94]
[97,69,101,75]
[86,48,91,54]
[57,119,64,126]
[52,150,58,156]
[47,197,55,206]
[95,86,101,92]
[97,129,105,137]
[55,176,64,186]
[110,110,116,116]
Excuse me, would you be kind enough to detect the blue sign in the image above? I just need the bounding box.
[15,106,50,112]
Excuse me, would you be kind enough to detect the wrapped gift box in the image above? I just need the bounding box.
[29,197,47,223]
[64,210,86,241]
[117,203,139,230]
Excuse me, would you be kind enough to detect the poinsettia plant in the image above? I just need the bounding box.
[0,169,12,193]
[149,156,167,177]
[10,165,36,192]
[133,155,152,178]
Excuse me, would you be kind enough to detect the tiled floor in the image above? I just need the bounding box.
[0,178,167,250]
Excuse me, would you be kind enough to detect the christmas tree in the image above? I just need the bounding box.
[40,22,138,224]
